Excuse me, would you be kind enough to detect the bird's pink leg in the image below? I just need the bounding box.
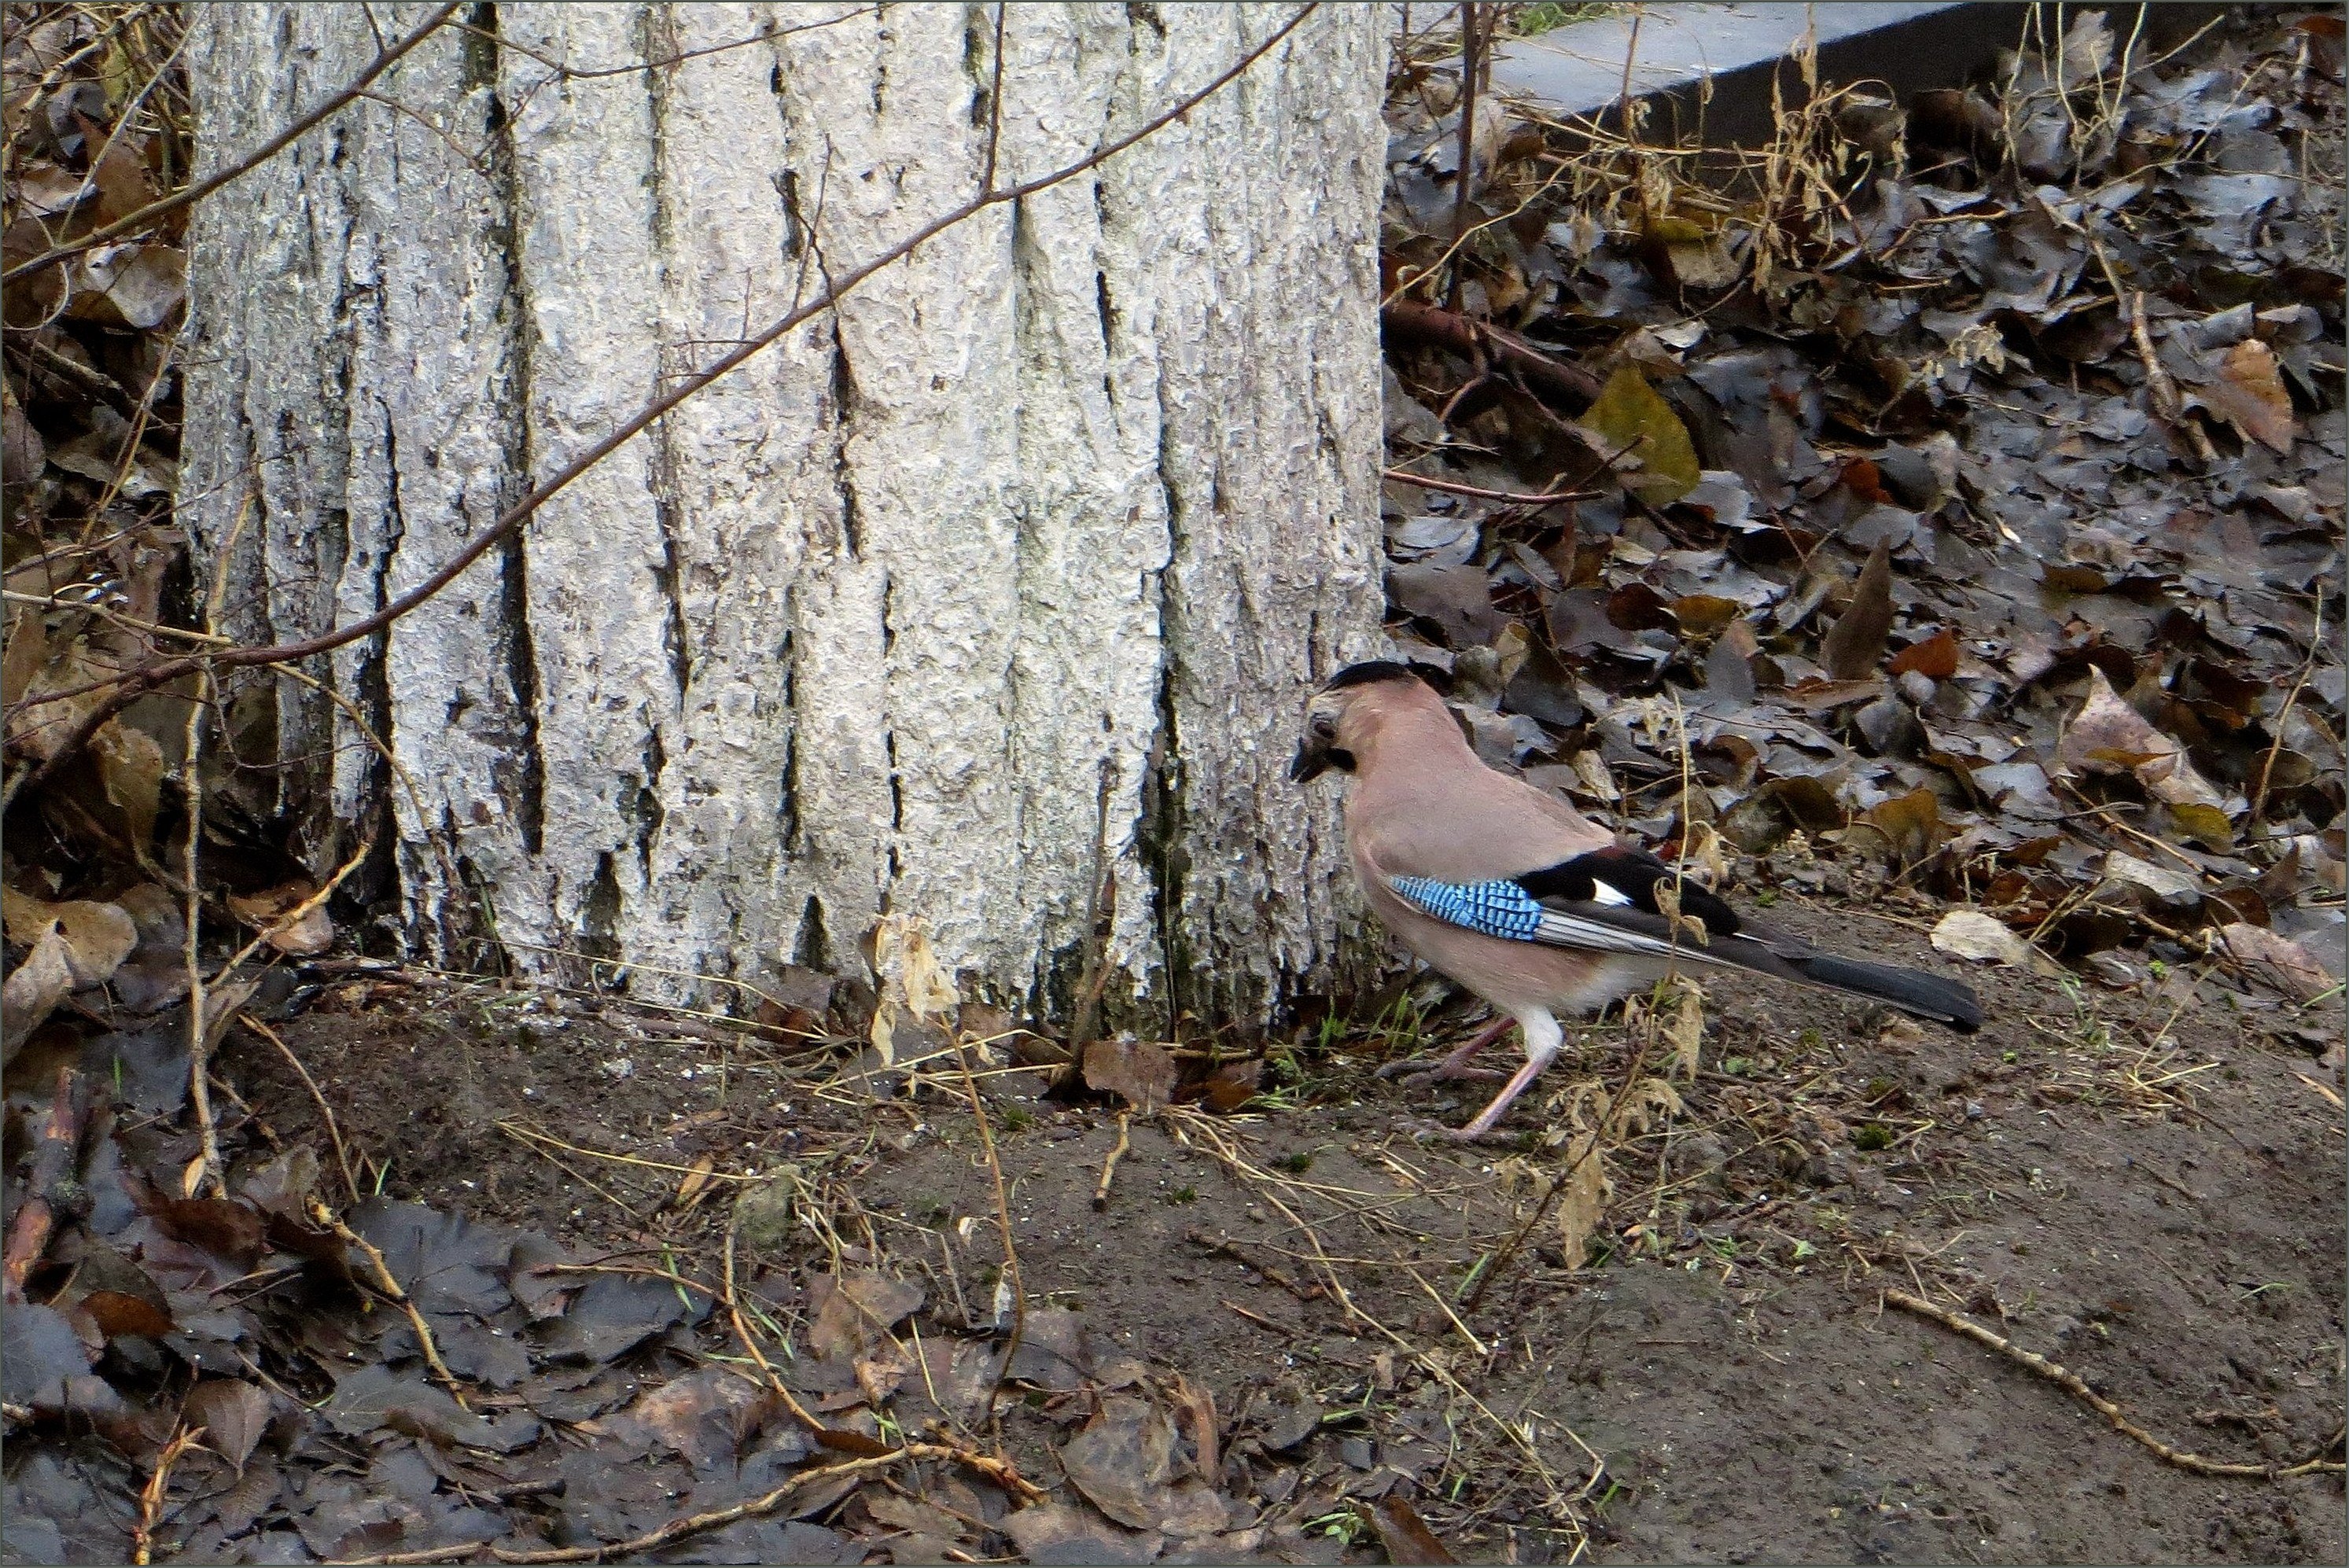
[1375,1014,1515,1081]
[1445,1011,1563,1141]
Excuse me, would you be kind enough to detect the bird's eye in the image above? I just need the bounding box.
[1310,713,1337,738]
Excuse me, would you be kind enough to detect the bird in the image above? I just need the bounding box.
[1291,660,1983,1140]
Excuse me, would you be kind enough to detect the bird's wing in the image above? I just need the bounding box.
[1380,852,1983,1032]
[1384,859,1734,961]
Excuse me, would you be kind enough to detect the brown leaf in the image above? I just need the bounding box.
[1001,1503,1160,1566]
[1,888,138,989]
[1,922,75,1060]
[671,1153,718,1213]
[66,241,185,330]
[806,1269,923,1362]
[2214,924,2335,1003]
[618,1364,775,1468]
[2057,667,2229,812]
[138,1191,267,1269]
[1819,539,1894,679]
[183,1379,272,1471]
[226,881,334,958]
[91,721,165,852]
[1166,1372,1218,1481]
[1082,1039,1176,1112]
[1887,628,1959,680]
[79,1290,175,1341]
[2202,339,2296,454]
[1853,788,1943,867]
[1059,1395,1228,1536]
[1372,1495,1458,1564]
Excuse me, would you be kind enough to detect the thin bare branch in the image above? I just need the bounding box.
[9,5,1322,797]
[2,2,465,285]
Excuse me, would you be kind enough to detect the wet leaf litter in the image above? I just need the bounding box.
[6,5,2345,1564]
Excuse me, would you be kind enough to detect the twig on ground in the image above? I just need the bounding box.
[314,1200,470,1409]
[945,1029,1024,1438]
[131,1422,206,1566]
[1382,297,1606,406]
[1380,467,1596,505]
[1,1068,88,1302]
[2116,283,2218,465]
[1184,1227,1324,1301]
[1092,1112,1133,1211]
[1884,1290,2349,1480]
[181,496,249,1198]
[237,1017,359,1205]
[720,1227,831,1436]
[1223,1298,1297,1336]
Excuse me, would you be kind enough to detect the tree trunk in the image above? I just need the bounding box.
[179,3,1386,1029]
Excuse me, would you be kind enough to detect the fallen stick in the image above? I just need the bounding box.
[132,1423,207,1566]
[2,1067,87,1302]
[314,1200,471,1410]
[1381,297,1607,408]
[1883,1290,2347,1481]
[1381,466,1596,506]
[1184,1227,1324,1301]
[1092,1113,1132,1211]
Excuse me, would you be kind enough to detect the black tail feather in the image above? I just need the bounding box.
[1787,953,1983,1032]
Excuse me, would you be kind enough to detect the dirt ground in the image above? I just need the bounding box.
[228,895,2345,1565]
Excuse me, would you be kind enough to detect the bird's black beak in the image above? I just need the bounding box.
[1289,737,1353,783]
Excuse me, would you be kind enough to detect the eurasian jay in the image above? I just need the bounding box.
[1292,661,1983,1139]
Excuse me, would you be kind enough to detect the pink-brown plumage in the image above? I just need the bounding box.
[1294,662,1979,1138]
[1338,685,1652,1022]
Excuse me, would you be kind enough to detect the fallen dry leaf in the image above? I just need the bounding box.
[1582,365,1700,504]
[1083,1038,1176,1112]
[226,880,334,958]
[1058,1394,1227,1536]
[1819,539,1895,680]
[2057,667,2230,813]
[1371,1494,1458,1564]
[1931,909,2038,968]
[2212,923,2335,1003]
[868,913,959,1066]
[1,927,75,1060]
[2,887,138,989]
[2201,337,2297,453]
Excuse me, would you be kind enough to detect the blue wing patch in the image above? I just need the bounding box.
[1388,876,1547,941]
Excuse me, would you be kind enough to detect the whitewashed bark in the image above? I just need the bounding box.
[181,2,1386,1025]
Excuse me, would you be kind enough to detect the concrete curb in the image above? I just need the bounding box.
[1478,2,2230,148]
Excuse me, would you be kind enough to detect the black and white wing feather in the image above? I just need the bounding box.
[1384,849,1983,1032]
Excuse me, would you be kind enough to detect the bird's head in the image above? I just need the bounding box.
[1290,660,1445,783]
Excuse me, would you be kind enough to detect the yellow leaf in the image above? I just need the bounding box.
[1583,367,1700,504]
[1555,1132,1612,1269]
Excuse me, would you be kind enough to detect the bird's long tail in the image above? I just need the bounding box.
[1724,945,1983,1033]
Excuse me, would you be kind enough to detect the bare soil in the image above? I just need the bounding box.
[232,896,2347,1564]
